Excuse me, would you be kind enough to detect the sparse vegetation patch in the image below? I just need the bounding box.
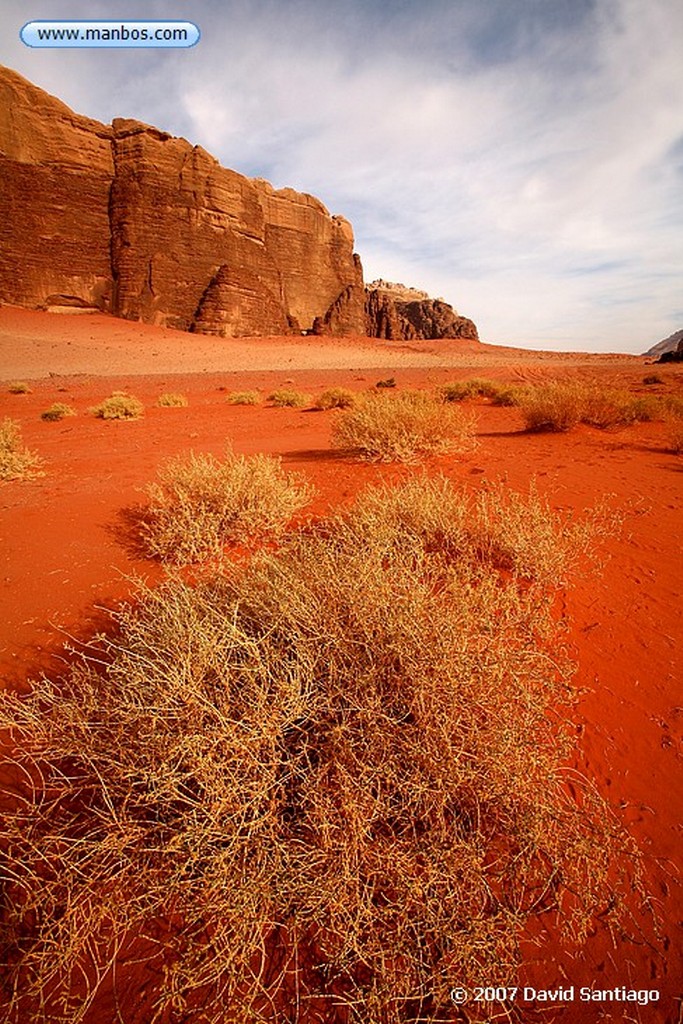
[0,418,43,481]
[7,381,31,394]
[519,381,671,432]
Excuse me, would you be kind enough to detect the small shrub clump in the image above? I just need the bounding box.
[267,389,311,408]
[7,381,31,394]
[91,391,144,420]
[142,447,315,563]
[225,390,261,406]
[156,392,188,408]
[41,403,76,422]
[0,476,640,1023]
[332,389,476,463]
[643,374,663,385]
[441,378,503,402]
[0,418,43,481]
[314,387,356,410]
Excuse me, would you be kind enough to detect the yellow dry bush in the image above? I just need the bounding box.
[40,403,76,422]
[520,382,667,432]
[268,389,311,408]
[225,390,261,405]
[0,476,641,1023]
[0,418,43,481]
[91,391,144,419]
[315,387,356,410]
[668,421,683,453]
[156,392,188,407]
[332,389,476,463]
[142,447,315,563]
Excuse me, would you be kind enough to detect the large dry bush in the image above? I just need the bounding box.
[0,418,43,481]
[520,381,668,432]
[141,448,315,562]
[0,477,640,1023]
[332,390,476,463]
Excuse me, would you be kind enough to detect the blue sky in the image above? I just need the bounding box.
[2,0,682,351]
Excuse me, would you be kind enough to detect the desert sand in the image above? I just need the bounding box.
[1,305,681,1022]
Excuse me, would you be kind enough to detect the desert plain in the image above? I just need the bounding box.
[0,304,681,1023]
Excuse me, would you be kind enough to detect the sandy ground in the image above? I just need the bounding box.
[0,305,644,379]
[1,305,681,1022]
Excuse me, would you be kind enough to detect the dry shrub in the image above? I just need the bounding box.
[91,391,144,420]
[332,390,476,463]
[156,392,188,407]
[40,403,76,422]
[520,382,669,432]
[579,388,639,429]
[668,421,683,453]
[7,381,31,394]
[0,418,44,481]
[643,374,663,385]
[141,447,315,563]
[315,387,356,410]
[0,476,640,1023]
[268,389,311,408]
[226,390,261,405]
[441,378,503,402]
[664,395,683,418]
[518,382,585,432]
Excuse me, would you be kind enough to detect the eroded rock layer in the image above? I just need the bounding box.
[0,66,366,336]
[365,282,479,341]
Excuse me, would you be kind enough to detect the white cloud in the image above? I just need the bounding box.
[1,0,682,351]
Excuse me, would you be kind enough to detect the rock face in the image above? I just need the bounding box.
[0,66,366,336]
[365,281,479,341]
[0,66,114,313]
[644,329,683,360]
[657,337,683,363]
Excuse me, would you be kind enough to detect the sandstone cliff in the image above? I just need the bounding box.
[0,66,366,336]
[0,66,479,343]
[365,281,479,341]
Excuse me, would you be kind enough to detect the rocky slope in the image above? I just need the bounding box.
[364,280,478,342]
[644,329,683,360]
[0,66,477,343]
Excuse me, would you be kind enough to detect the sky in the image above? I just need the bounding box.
[2,0,682,352]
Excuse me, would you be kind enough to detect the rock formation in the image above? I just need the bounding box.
[644,329,683,361]
[0,66,479,343]
[0,66,366,336]
[365,281,478,341]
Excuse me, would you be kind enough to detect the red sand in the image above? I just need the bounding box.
[1,306,681,1022]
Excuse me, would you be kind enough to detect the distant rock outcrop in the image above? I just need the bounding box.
[0,66,366,337]
[643,329,683,359]
[365,280,479,341]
